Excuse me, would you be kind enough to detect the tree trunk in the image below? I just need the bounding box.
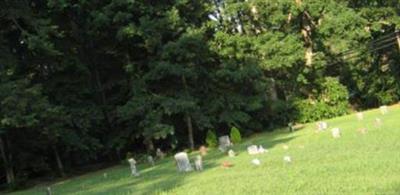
[185,114,195,150]
[0,136,15,185]
[181,76,195,150]
[52,145,65,177]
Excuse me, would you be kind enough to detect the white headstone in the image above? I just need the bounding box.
[46,187,52,195]
[218,135,232,152]
[128,158,140,176]
[174,152,193,172]
[147,156,155,166]
[283,155,292,163]
[228,149,236,157]
[258,145,266,153]
[380,105,388,115]
[356,112,363,120]
[375,118,382,126]
[282,144,289,150]
[247,145,259,155]
[194,155,203,171]
[103,173,108,179]
[251,158,261,166]
[156,148,166,159]
[316,121,328,131]
[331,128,341,138]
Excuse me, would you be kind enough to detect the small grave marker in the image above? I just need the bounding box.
[174,152,193,172]
[247,145,259,155]
[331,128,341,138]
[356,112,363,120]
[194,155,203,171]
[283,144,289,150]
[199,145,208,156]
[251,158,261,166]
[228,149,236,157]
[46,187,52,195]
[258,145,267,153]
[316,121,328,131]
[283,155,292,163]
[380,105,388,115]
[156,148,166,159]
[147,155,155,166]
[218,136,232,152]
[128,158,140,176]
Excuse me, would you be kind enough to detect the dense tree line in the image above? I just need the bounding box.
[1,0,400,188]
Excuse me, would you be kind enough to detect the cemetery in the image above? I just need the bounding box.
[2,1,400,194]
[10,105,400,194]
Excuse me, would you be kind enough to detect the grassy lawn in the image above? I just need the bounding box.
[10,105,400,195]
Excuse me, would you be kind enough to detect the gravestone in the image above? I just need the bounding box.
[282,144,289,150]
[103,173,108,179]
[380,105,388,115]
[218,136,232,152]
[199,145,208,156]
[156,148,166,159]
[228,149,236,157]
[147,155,155,166]
[331,128,341,138]
[283,155,292,163]
[258,145,266,153]
[251,158,261,166]
[46,187,52,195]
[174,152,193,172]
[128,158,140,176]
[247,145,259,155]
[316,121,328,131]
[194,155,203,171]
[356,112,363,120]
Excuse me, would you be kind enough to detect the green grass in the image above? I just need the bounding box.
[10,105,400,195]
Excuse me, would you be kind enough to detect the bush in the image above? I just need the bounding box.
[294,77,350,123]
[230,126,242,143]
[205,130,217,147]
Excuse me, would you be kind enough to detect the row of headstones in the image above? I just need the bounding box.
[128,105,391,176]
[127,148,167,176]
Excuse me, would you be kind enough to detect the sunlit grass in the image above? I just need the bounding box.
[11,105,400,194]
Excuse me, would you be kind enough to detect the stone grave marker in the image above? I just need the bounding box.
[147,155,155,166]
[331,128,341,138]
[283,155,292,163]
[251,158,261,166]
[282,144,289,150]
[194,155,203,171]
[316,121,328,131]
[156,148,166,159]
[356,112,363,120]
[174,152,193,172]
[380,105,388,115]
[199,145,208,156]
[247,145,259,155]
[46,187,52,195]
[258,145,267,153]
[218,135,232,152]
[228,149,236,157]
[128,158,140,176]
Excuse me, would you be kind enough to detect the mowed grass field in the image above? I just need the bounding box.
[11,105,400,195]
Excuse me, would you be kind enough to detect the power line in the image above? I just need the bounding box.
[336,31,398,57]
[326,38,398,67]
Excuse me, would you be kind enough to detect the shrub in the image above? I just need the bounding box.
[230,126,242,143]
[205,130,217,147]
[294,77,350,123]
